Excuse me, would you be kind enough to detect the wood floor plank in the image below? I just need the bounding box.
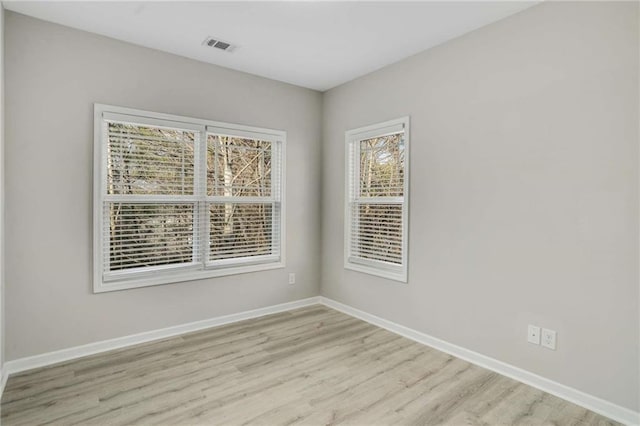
[1,306,620,425]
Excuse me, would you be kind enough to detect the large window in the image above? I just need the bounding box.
[345,117,409,282]
[94,105,285,292]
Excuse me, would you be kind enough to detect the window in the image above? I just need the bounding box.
[93,105,285,292]
[345,117,409,282]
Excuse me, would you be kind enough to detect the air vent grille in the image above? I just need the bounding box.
[203,37,235,52]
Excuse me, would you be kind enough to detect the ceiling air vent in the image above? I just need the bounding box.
[203,36,236,52]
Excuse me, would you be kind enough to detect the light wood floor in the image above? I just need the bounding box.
[1,306,619,426]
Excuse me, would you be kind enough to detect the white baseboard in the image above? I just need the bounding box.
[1,295,637,425]
[4,296,321,377]
[319,297,639,426]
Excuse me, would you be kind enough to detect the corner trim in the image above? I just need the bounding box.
[4,297,321,376]
[319,297,639,426]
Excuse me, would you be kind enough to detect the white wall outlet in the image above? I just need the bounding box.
[288,273,296,285]
[527,325,541,345]
[541,328,557,350]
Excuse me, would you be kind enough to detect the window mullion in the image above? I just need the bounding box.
[195,127,209,267]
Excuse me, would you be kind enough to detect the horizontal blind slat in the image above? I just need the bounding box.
[208,202,277,261]
[107,121,196,197]
[105,202,196,272]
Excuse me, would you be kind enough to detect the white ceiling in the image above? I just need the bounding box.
[4,1,538,91]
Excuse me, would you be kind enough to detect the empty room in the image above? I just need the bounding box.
[0,0,638,425]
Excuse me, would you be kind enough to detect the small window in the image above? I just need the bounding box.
[94,105,285,292]
[345,117,409,282]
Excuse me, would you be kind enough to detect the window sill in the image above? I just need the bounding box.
[344,258,407,283]
[94,261,285,293]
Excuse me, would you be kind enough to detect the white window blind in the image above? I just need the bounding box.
[94,105,285,292]
[205,132,282,266]
[345,117,409,282]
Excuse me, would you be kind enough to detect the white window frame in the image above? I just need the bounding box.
[344,117,409,283]
[93,104,286,293]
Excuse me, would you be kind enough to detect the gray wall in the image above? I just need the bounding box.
[4,12,322,360]
[321,1,639,411]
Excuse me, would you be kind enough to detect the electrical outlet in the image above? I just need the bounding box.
[288,273,296,285]
[541,328,556,350]
[527,325,541,345]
